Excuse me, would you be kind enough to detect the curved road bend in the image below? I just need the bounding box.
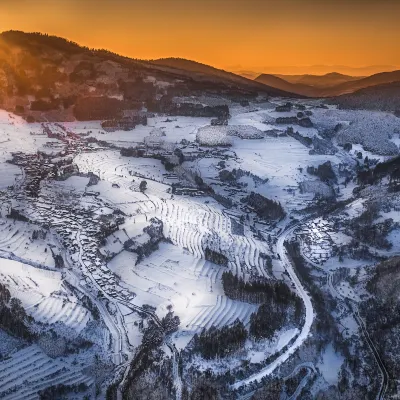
[232,223,314,390]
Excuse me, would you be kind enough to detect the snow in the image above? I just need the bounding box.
[0,329,22,357]
[0,111,65,161]
[276,327,299,351]
[0,219,57,267]
[0,163,21,189]
[0,259,90,333]
[109,242,257,344]
[0,101,397,394]
[0,344,93,399]
[318,344,344,385]
[63,115,210,147]
[196,126,233,146]
[313,108,400,156]
[387,229,400,254]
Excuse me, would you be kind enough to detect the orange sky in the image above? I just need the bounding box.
[1,0,399,75]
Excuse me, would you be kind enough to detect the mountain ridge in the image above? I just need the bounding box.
[0,30,302,122]
[255,70,400,97]
[329,81,400,112]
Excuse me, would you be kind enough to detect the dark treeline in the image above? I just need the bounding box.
[222,271,298,305]
[120,147,145,158]
[112,311,179,400]
[345,202,394,250]
[219,168,269,186]
[362,256,400,381]
[221,271,303,340]
[161,310,180,334]
[357,155,400,186]
[241,192,285,221]
[307,161,336,183]
[0,283,34,341]
[193,319,247,359]
[7,208,30,222]
[284,241,350,359]
[249,300,302,340]
[204,247,229,266]
[38,383,88,400]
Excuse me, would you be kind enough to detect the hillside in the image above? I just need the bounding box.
[255,74,320,97]
[0,31,298,122]
[329,81,400,112]
[275,72,362,88]
[151,57,268,89]
[321,70,400,96]
[256,70,400,98]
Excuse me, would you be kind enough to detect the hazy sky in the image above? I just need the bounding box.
[1,0,399,74]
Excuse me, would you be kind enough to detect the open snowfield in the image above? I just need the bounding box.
[0,163,21,189]
[0,111,65,161]
[62,115,210,147]
[75,150,179,187]
[193,134,344,211]
[109,243,258,342]
[318,344,344,385]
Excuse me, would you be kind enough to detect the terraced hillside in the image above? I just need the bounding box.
[0,90,398,399]
[0,345,93,400]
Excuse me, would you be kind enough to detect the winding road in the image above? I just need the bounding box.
[232,222,315,390]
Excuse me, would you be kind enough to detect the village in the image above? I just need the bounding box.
[295,218,335,266]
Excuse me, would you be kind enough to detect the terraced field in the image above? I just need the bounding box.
[0,259,90,333]
[0,219,56,267]
[29,297,90,332]
[0,345,93,400]
[184,295,258,331]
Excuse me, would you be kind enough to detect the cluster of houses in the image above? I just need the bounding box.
[12,124,96,197]
[19,191,136,303]
[295,218,334,266]
[9,124,138,305]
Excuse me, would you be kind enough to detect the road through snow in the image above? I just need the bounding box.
[232,223,314,390]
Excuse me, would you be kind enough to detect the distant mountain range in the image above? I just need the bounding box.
[231,64,398,77]
[274,72,362,88]
[255,70,400,98]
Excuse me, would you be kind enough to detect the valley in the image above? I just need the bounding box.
[0,93,399,399]
[0,30,399,400]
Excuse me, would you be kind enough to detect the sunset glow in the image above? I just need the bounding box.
[1,0,399,74]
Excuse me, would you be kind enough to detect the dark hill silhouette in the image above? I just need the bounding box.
[150,57,298,96]
[0,31,300,121]
[329,81,400,112]
[322,70,400,96]
[255,70,400,97]
[276,72,362,88]
[255,74,319,97]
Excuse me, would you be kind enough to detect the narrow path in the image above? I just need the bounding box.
[285,363,316,400]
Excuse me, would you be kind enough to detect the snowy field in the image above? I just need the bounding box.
[109,242,258,346]
[0,99,397,398]
[0,259,91,333]
[0,219,58,267]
